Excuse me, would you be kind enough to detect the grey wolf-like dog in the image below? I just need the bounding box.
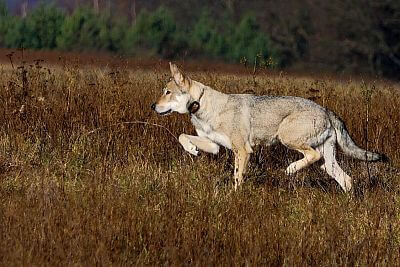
[152,63,386,192]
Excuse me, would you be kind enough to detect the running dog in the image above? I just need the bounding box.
[151,63,386,192]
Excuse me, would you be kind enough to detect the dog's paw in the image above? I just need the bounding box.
[285,163,298,175]
[188,147,199,156]
[185,143,199,156]
[179,135,199,156]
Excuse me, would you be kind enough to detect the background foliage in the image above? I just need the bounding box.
[0,0,399,77]
[0,3,279,68]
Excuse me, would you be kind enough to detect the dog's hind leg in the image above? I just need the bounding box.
[179,134,220,155]
[317,135,352,192]
[284,145,321,175]
[277,112,328,175]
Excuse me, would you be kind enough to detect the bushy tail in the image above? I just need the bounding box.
[327,111,387,162]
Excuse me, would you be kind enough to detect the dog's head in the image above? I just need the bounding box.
[151,63,193,115]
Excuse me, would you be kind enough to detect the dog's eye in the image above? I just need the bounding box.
[165,90,171,95]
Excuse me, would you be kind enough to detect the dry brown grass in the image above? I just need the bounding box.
[0,53,400,266]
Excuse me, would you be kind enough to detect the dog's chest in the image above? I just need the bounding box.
[191,115,232,149]
[191,115,212,133]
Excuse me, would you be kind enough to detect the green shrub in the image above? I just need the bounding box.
[189,11,227,58]
[57,7,125,51]
[57,7,99,50]
[124,6,185,57]
[106,17,129,52]
[188,12,280,66]
[2,4,65,49]
[227,14,279,66]
[3,16,26,48]
[24,4,65,49]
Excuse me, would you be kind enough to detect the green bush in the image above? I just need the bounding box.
[24,4,65,49]
[57,7,126,51]
[2,4,65,49]
[56,7,101,50]
[189,11,227,58]
[3,16,26,48]
[106,17,129,52]
[124,6,185,57]
[227,14,279,66]
[188,12,279,66]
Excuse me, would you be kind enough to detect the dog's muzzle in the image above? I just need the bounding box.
[151,103,172,115]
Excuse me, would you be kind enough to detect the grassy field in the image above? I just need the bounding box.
[0,52,400,265]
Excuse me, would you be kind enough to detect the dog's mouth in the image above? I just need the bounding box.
[159,109,172,116]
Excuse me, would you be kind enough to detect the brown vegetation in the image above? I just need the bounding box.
[0,51,399,265]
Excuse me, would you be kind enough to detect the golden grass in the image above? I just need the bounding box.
[0,56,399,265]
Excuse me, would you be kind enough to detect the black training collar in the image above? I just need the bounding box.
[188,88,205,114]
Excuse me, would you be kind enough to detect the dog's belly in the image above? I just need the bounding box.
[250,130,278,146]
[250,121,279,146]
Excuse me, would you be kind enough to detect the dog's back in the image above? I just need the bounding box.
[223,94,329,146]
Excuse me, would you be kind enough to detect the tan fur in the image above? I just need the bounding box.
[152,63,386,193]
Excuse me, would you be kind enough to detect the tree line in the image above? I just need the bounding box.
[0,0,399,78]
[0,2,279,67]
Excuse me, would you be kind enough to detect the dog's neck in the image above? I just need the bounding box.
[188,87,205,114]
[189,84,229,123]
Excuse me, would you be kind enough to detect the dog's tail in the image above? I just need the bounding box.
[327,110,388,162]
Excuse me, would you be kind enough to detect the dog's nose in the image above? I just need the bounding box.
[151,103,156,110]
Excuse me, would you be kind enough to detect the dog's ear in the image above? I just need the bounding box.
[169,62,191,90]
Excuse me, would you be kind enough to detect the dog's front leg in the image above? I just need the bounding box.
[233,147,250,190]
[179,134,220,156]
